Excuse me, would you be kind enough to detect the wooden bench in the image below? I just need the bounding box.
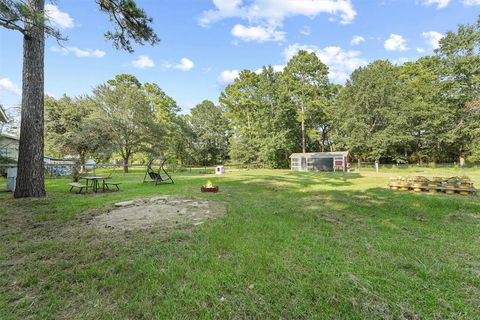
[68,182,88,194]
[104,181,121,191]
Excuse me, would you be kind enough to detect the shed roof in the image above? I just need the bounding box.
[290,151,348,158]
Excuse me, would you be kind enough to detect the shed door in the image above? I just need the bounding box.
[301,157,307,171]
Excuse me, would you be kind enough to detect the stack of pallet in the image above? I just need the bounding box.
[388,176,476,195]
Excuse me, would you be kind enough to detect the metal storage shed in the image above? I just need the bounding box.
[290,152,349,172]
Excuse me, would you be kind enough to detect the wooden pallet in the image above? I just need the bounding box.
[388,184,477,194]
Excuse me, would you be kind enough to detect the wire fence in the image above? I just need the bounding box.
[2,161,480,179]
[356,162,480,170]
[0,162,267,179]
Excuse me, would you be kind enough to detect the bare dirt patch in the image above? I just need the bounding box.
[91,196,225,232]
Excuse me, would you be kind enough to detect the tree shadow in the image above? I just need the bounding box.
[236,172,363,189]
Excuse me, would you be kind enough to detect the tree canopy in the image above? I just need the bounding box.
[35,14,480,171]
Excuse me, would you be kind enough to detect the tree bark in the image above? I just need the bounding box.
[79,153,86,172]
[300,101,306,154]
[14,0,46,198]
[123,156,129,173]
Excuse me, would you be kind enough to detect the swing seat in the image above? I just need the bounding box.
[143,159,174,185]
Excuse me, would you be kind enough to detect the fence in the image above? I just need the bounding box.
[0,161,267,179]
[357,162,480,170]
[3,161,480,178]
[354,162,480,178]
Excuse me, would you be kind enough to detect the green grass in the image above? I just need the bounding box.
[1,168,479,319]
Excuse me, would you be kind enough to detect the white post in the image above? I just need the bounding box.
[375,160,379,173]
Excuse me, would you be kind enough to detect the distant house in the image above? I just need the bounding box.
[290,152,349,172]
[44,156,77,176]
[0,133,19,160]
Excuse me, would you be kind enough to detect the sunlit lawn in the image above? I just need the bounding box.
[0,168,479,319]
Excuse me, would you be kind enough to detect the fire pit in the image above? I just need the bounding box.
[201,180,219,193]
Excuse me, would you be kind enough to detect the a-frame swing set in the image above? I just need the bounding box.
[143,158,174,185]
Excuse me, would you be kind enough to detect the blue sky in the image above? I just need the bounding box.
[0,0,479,114]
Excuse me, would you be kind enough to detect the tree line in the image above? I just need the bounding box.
[45,16,480,170]
[44,74,230,172]
[219,17,480,167]
[3,0,478,198]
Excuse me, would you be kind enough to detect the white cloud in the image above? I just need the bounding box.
[350,35,365,46]
[421,0,451,8]
[132,55,155,69]
[231,24,285,42]
[44,4,74,29]
[300,26,311,36]
[384,34,408,51]
[0,78,21,96]
[163,58,195,71]
[200,0,356,43]
[200,0,356,26]
[218,70,240,84]
[283,43,367,83]
[421,0,480,8]
[422,31,444,50]
[417,47,426,53]
[175,58,195,71]
[51,46,106,58]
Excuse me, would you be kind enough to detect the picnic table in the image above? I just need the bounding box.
[81,176,111,193]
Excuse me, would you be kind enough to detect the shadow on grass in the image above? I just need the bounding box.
[237,172,363,189]
[1,172,480,319]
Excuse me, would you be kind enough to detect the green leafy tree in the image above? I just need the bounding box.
[307,83,341,152]
[190,100,229,165]
[44,95,112,170]
[281,50,331,153]
[220,70,261,164]
[0,0,159,197]
[92,74,159,173]
[143,82,179,157]
[436,16,480,164]
[166,114,196,165]
[334,60,405,163]
[397,57,453,163]
[254,66,297,167]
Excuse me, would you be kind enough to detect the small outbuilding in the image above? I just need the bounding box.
[290,152,349,172]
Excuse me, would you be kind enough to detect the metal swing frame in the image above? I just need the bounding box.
[143,158,174,185]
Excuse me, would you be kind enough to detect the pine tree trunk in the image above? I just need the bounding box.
[300,102,306,154]
[14,0,46,198]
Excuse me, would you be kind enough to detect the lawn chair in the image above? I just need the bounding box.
[143,158,174,185]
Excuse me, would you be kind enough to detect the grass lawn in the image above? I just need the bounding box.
[1,168,479,319]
